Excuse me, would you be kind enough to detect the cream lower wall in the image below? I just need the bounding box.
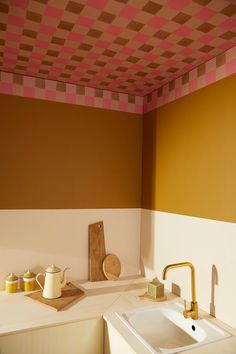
[0,209,141,289]
[140,209,236,329]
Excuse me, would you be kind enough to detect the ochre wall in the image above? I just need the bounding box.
[0,94,142,209]
[142,74,236,223]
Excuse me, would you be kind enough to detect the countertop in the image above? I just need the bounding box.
[0,276,236,354]
[0,276,144,336]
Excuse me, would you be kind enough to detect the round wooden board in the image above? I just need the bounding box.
[103,254,121,280]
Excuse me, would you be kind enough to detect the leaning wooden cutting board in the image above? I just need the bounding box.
[89,221,106,281]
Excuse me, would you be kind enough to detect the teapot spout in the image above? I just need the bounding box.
[61,267,70,288]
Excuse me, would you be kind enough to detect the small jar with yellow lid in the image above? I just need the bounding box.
[5,273,18,293]
[23,270,36,291]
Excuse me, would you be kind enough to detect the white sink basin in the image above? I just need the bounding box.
[116,302,231,353]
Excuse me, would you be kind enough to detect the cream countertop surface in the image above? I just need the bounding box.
[0,276,235,354]
[0,276,146,336]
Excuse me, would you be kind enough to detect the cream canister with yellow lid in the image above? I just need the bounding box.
[5,273,18,293]
[23,270,36,291]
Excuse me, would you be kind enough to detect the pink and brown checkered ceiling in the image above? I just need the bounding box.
[0,0,236,96]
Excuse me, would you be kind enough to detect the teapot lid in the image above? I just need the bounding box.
[45,264,61,273]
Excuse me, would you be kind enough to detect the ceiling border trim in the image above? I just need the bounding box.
[0,72,143,115]
[0,47,235,115]
[143,46,236,113]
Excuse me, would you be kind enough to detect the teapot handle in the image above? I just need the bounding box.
[36,273,45,290]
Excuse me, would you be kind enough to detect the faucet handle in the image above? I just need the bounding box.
[184,299,188,311]
[183,299,189,319]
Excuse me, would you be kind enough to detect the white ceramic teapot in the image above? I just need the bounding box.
[36,265,69,299]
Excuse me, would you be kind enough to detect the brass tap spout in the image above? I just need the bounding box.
[162,262,198,320]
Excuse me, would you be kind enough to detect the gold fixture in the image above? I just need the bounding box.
[162,262,198,320]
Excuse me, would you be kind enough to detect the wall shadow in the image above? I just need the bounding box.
[172,282,181,297]
[140,210,155,277]
[210,264,218,317]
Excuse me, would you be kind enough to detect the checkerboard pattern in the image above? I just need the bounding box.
[0,70,143,113]
[0,0,236,96]
[0,46,235,114]
[143,45,236,112]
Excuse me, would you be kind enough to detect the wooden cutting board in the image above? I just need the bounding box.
[103,254,121,280]
[88,221,106,281]
[25,282,85,311]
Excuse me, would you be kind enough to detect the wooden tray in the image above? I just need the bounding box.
[25,283,85,311]
[138,292,167,302]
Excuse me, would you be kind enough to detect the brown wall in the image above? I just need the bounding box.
[142,74,236,223]
[0,94,142,209]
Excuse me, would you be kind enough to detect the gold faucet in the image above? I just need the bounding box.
[162,262,199,320]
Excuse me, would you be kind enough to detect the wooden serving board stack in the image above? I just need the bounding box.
[88,221,121,281]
